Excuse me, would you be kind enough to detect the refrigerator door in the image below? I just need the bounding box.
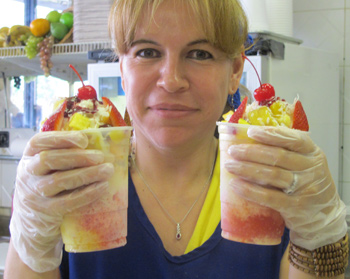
[87,63,126,116]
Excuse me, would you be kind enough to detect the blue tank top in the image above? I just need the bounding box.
[60,172,289,279]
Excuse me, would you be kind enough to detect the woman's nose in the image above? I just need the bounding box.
[156,57,189,93]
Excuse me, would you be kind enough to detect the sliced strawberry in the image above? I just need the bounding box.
[228,96,248,123]
[41,100,67,131]
[102,97,127,126]
[292,100,309,131]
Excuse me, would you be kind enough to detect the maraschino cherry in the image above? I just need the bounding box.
[243,56,275,102]
[69,64,97,100]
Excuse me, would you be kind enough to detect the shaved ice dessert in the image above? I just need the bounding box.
[217,56,308,245]
[41,65,132,252]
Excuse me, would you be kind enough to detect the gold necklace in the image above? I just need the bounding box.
[132,156,215,240]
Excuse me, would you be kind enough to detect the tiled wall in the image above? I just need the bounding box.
[293,0,350,204]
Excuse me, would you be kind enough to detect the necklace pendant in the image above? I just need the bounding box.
[176,223,182,240]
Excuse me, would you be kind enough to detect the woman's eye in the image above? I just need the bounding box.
[188,50,213,60]
[136,49,160,58]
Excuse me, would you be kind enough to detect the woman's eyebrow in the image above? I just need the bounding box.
[130,39,159,47]
[187,39,210,46]
[130,39,209,47]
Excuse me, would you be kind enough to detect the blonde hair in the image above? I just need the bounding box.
[108,0,248,59]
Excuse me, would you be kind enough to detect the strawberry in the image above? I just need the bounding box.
[41,100,67,131]
[102,97,127,126]
[292,100,309,131]
[228,96,248,123]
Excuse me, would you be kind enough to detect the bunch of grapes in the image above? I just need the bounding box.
[13,77,21,89]
[24,35,43,59]
[38,36,54,77]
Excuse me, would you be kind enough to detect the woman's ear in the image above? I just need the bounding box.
[230,51,244,93]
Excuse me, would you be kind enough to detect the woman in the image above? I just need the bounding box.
[5,0,347,278]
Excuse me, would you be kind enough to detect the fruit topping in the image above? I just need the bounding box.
[254,83,275,102]
[102,97,127,127]
[247,106,279,126]
[68,113,91,131]
[228,96,248,123]
[292,100,309,131]
[69,64,97,100]
[41,100,67,131]
[223,56,309,131]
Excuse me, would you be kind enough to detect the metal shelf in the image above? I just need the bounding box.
[0,41,112,82]
[0,155,21,162]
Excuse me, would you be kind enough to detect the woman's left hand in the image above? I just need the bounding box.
[225,125,347,250]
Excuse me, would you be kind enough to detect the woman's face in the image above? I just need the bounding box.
[120,0,243,150]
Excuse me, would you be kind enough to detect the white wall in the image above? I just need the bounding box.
[293,0,350,204]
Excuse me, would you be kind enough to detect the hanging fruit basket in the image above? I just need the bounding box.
[58,27,73,44]
[58,6,73,44]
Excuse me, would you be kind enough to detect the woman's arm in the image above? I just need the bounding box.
[4,241,61,279]
[279,244,345,279]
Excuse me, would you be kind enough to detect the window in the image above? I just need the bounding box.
[0,0,75,130]
[0,0,25,26]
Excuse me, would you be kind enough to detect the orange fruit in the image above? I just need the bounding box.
[30,18,50,37]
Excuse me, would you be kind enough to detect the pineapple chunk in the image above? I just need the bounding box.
[270,100,287,116]
[222,110,234,122]
[277,114,291,127]
[247,107,279,126]
[270,101,291,127]
[68,113,91,130]
[238,118,250,125]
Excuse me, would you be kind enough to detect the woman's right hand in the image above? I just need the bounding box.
[9,131,114,273]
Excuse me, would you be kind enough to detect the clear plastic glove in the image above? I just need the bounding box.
[10,131,114,273]
[224,125,347,251]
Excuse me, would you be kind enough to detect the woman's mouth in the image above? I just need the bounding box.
[149,103,198,118]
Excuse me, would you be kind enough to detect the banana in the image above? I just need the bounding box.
[0,27,9,34]
[0,27,9,47]
[3,25,32,47]
[8,25,31,37]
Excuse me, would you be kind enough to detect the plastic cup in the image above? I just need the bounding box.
[217,122,285,245]
[60,126,132,252]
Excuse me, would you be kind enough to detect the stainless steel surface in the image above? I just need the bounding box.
[0,42,111,81]
[0,155,21,161]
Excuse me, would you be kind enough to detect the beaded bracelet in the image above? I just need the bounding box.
[288,233,349,278]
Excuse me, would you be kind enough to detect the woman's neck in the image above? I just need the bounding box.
[131,135,218,195]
